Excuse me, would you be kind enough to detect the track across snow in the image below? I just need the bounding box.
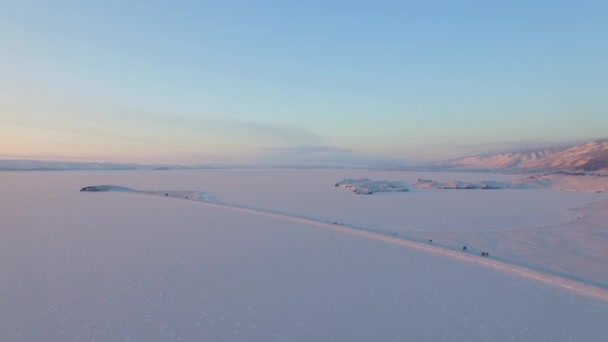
[90,188,608,303]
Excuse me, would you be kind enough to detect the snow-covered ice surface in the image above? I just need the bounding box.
[408,197,608,288]
[1,170,608,341]
[185,169,602,234]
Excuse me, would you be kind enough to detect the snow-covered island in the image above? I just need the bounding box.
[335,178,529,194]
[415,179,530,190]
[80,185,221,204]
[336,173,608,194]
[335,178,409,194]
[80,185,135,192]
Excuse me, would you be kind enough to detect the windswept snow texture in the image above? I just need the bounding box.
[1,170,608,341]
[408,197,608,288]
[335,178,408,194]
[415,178,531,190]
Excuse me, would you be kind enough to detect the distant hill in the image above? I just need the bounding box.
[0,160,144,171]
[0,160,193,171]
[4,139,608,172]
[436,139,608,172]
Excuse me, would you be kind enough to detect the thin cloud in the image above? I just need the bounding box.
[1,100,341,165]
[257,145,409,168]
[1,103,325,151]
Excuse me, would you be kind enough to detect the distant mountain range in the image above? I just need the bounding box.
[0,160,202,171]
[0,160,144,171]
[436,148,564,169]
[3,139,607,172]
[437,139,608,172]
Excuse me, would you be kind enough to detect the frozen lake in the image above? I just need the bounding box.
[1,169,607,341]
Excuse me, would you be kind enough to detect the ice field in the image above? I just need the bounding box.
[1,169,607,341]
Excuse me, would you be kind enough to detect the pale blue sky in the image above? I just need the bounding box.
[1,0,606,164]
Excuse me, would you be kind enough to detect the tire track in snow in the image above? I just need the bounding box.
[121,190,608,303]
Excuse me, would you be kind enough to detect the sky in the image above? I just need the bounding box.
[1,0,607,166]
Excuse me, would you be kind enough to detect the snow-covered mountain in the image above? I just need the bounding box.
[436,148,565,169]
[527,139,608,171]
[436,139,608,171]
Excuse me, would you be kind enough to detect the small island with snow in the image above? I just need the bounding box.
[80,185,135,192]
[335,177,542,195]
[415,179,529,190]
[335,178,409,194]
